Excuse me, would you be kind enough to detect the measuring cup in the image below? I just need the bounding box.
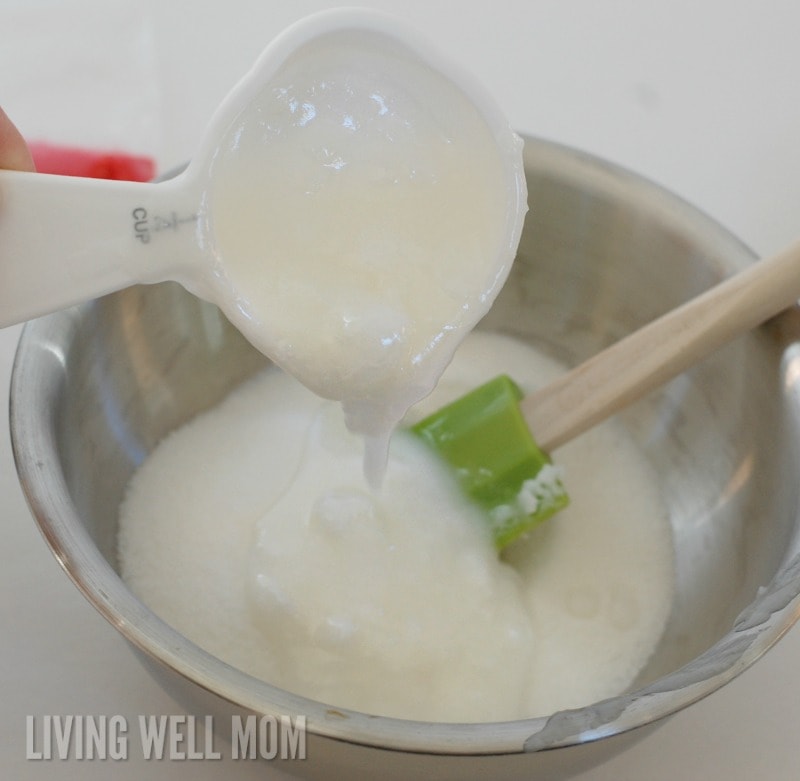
[0,8,526,344]
[0,8,528,466]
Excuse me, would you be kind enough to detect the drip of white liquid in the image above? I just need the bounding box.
[205,26,527,481]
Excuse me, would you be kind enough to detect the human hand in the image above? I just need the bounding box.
[0,107,34,172]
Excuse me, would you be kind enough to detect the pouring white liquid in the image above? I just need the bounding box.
[206,25,526,478]
[0,11,526,481]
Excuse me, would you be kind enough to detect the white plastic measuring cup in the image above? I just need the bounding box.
[0,9,527,462]
[0,9,525,326]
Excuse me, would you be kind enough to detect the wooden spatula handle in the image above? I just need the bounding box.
[521,239,800,452]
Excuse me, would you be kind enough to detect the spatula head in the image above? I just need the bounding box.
[411,374,569,549]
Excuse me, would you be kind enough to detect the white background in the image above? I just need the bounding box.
[2,0,800,778]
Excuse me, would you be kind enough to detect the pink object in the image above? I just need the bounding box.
[28,142,156,182]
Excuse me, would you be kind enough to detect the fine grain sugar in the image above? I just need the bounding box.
[118,331,675,722]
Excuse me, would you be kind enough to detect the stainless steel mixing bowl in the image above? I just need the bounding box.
[10,136,800,780]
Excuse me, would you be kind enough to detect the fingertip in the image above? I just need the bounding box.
[0,107,35,172]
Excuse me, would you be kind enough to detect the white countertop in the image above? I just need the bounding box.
[2,1,800,778]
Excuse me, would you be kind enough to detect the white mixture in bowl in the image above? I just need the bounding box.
[118,330,675,722]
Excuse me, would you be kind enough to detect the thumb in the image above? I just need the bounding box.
[0,107,35,172]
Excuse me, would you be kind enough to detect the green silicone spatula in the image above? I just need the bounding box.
[412,374,568,549]
[413,237,800,550]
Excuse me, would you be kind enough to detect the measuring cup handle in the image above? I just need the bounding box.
[0,169,203,327]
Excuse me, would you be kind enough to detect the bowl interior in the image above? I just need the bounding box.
[11,136,800,741]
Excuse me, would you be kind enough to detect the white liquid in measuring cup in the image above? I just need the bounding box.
[205,28,526,479]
